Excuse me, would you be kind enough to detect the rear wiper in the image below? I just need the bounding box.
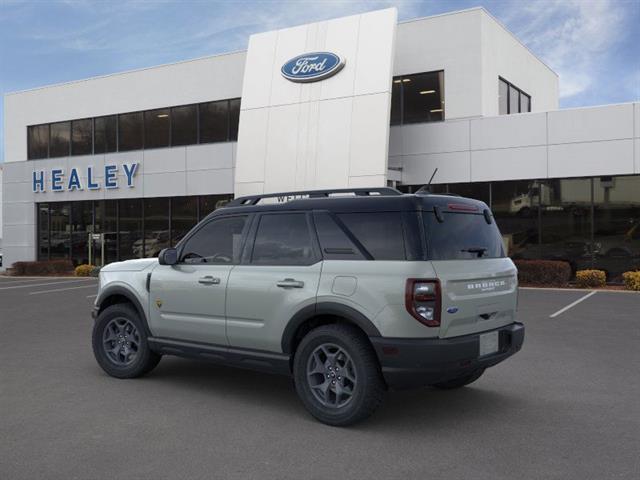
[461,247,487,258]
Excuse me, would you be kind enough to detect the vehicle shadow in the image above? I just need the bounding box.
[142,357,526,430]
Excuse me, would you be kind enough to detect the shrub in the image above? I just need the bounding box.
[622,271,640,291]
[11,260,74,276]
[513,259,571,287]
[575,269,606,288]
[75,264,96,277]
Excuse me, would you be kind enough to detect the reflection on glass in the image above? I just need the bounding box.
[171,105,197,146]
[119,199,143,260]
[49,122,71,157]
[171,197,198,245]
[200,100,229,143]
[144,109,170,149]
[49,203,70,259]
[141,198,170,258]
[29,125,49,159]
[229,98,241,141]
[38,204,50,260]
[71,119,93,156]
[118,112,143,151]
[94,115,117,154]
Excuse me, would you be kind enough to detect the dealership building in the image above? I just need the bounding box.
[2,7,639,278]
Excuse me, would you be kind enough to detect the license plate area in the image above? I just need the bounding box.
[479,331,499,357]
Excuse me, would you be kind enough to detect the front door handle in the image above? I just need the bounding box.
[198,276,221,285]
[277,278,305,288]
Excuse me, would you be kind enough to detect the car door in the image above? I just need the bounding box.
[226,212,322,352]
[148,214,250,345]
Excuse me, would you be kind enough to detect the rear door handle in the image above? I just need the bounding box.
[198,276,221,285]
[277,278,305,288]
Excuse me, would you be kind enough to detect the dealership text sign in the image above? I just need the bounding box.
[32,163,138,193]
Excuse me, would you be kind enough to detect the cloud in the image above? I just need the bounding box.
[504,0,631,99]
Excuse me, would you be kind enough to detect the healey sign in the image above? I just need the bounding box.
[32,163,138,193]
[281,52,345,83]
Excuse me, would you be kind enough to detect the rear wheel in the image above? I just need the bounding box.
[431,368,485,390]
[92,303,161,378]
[293,324,385,426]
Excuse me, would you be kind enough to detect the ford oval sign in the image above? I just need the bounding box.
[281,52,345,83]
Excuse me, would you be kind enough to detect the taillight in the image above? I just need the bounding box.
[405,279,441,327]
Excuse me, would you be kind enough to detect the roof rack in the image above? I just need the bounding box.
[226,187,402,207]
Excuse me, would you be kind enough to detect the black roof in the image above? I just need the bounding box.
[208,187,489,219]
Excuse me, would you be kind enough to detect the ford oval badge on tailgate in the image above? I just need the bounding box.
[447,307,459,314]
[281,52,345,83]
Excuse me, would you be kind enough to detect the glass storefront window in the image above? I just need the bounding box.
[118,112,143,151]
[71,119,93,156]
[228,98,241,141]
[94,115,117,154]
[144,108,170,149]
[49,121,71,157]
[171,197,198,245]
[95,200,119,265]
[49,203,70,259]
[199,195,228,220]
[71,201,93,265]
[391,71,445,125]
[119,199,143,260]
[28,125,49,159]
[171,105,198,146]
[143,198,170,257]
[592,176,640,280]
[199,100,229,143]
[38,204,50,260]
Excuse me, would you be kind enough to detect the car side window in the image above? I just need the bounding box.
[251,213,316,265]
[180,215,247,264]
[337,212,406,260]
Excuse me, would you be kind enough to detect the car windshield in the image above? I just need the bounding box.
[423,211,505,260]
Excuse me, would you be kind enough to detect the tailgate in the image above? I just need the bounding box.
[431,258,518,338]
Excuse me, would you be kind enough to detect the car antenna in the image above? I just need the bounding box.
[416,168,438,194]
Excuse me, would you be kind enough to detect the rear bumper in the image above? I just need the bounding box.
[370,322,524,390]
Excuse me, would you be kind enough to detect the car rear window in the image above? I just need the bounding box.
[423,212,505,260]
[337,212,406,260]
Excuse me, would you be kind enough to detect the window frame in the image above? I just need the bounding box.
[499,76,531,115]
[176,213,251,265]
[243,211,322,266]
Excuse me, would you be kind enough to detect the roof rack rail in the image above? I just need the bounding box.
[226,187,402,207]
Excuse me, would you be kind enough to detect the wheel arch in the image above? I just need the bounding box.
[281,302,381,355]
[96,286,151,336]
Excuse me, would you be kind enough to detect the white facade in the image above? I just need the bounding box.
[1,6,637,270]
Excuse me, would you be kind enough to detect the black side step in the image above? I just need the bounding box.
[148,337,291,376]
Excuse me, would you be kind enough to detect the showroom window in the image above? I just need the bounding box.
[144,108,170,149]
[94,115,117,154]
[71,118,93,156]
[27,98,241,159]
[28,124,49,159]
[37,194,232,265]
[49,121,71,157]
[390,71,444,125]
[499,77,531,115]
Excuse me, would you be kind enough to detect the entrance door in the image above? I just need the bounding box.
[148,214,250,345]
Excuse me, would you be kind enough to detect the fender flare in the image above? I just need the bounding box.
[281,302,381,354]
[95,285,151,336]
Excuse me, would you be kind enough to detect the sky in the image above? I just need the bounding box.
[0,0,639,162]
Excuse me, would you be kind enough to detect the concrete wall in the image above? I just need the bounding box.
[4,52,245,164]
[395,8,558,120]
[480,10,558,116]
[390,102,640,185]
[235,8,397,196]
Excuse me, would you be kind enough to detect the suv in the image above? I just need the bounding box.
[91,187,524,426]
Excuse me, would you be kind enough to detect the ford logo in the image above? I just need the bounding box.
[447,307,459,314]
[281,52,345,83]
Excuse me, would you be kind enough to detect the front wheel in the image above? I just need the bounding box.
[92,303,161,379]
[293,324,385,426]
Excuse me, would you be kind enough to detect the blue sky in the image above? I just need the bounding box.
[1,0,639,162]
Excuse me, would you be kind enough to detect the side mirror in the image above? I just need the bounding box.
[158,248,178,266]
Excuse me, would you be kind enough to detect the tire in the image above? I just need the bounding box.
[431,368,485,390]
[92,303,161,379]
[293,324,385,427]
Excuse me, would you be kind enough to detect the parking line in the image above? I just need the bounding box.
[549,291,597,318]
[87,294,97,299]
[0,279,96,291]
[29,284,98,295]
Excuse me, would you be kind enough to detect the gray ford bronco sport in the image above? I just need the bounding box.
[92,187,524,426]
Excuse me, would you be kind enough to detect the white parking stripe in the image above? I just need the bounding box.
[549,291,597,318]
[86,294,97,299]
[29,284,98,295]
[0,279,96,291]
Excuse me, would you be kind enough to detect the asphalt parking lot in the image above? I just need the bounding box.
[1,276,639,480]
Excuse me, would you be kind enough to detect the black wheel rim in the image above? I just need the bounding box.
[306,343,357,409]
[102,318,141,366]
